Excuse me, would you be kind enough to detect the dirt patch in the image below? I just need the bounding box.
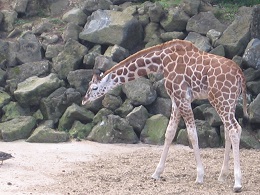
[0,141,259,195]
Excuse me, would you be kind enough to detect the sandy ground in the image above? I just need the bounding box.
[0,140,259,195]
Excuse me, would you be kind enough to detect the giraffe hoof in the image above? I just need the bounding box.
[151,173,160,180]
[233,186,242,193]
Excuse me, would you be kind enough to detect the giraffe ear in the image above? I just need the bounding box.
[92,69,103,81]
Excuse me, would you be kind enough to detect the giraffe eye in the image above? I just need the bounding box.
[91,84,98,90]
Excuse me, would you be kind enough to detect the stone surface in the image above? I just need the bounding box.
[69,121,93,139]
[248,94,260,123]
[1,10,17,32]
[87,114,138,144]
[140,114,169,145]
[147,97,172,118]
[242,38,260,69]
[203,107,222,127]
[62,8,88,26]
[1,101,29,122]
[79,10,143,49]
[185,32,212,52]
[0,90,11,108]
[0,116,36,141]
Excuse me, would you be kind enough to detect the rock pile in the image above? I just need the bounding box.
[0,0,259,148]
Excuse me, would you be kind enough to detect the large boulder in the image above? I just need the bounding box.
[122,77,157,106]
[40,87,81,123]
[62,8,88,26]
[1,101,29,122]
[185,32,212,52]
[140,114,169,145]
[79,10,143,50]
[186,11,226,35]
[203,107,222,127]
[242,38,260,69]
[147,97,172,118]
[81,0,113,15]
[14,73,63,106]
[58,103,94,131]
[0,10,17,32]
[26,125,69,143]
[248,94,260,123]
[0,90,11,109]
[0,116,36,141]
[69,121,93,139]
[87,114,139,144]
[52,39,88,79]
[215,7,253,58]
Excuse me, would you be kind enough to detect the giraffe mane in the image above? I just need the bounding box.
[102,39,197,77]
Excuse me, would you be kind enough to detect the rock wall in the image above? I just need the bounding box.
[0,0,259,148]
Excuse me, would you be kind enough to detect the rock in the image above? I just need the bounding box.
[40,33,59,49]
[62,8,88,26]
[52,39,88,79]
[247,80,260,96]
[102,94,122,110]
[147,97,172,118]
[242,38,260,69]
[62,23,83,42]
[176,129,189,146]
[209,45,225,57]
[45,44,64,59]
[93,55,115,72]
[83,52,100,69]
[240,130,260,149]
[186,11,226,35]
[0,10,17,32]
[69,121,93,139]
[87,114,138,144]
[0,69,5,86]
[32,19,54,35]
[193,104,211,120]
[154,79,169,98]
[16,31,42,64]
[243,68,260,82]
[144,22,160,43]
[160,7,190,32]
[248,93,260,123]
[81,0,113,15]
[67,69,93,95]
[250,5,260,39]
[58,103,94,131]
[215,7,253,58]
[14,73,63,106]
[148,2,164,23]
[181,0,200,16]
[0,90,11,109]
[26,125,69,143]
[140,114,169,145]
[185,32,212,52]
[93,108,113,124]
[14,0,29,14]
[48,0,70,16]
[6,60,51,93]
[104,45,129,63]
[203,107,222,127]
[0,116,36,142]
[122,77,157,106]
[115,99,134,118]
[126,105,149,136]
[160,31,186,42]
[79,10,143,49]
[2,101,29,122]
[40,87,81,123]
[206,29,222,45]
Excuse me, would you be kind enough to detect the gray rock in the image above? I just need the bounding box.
[144,22,160,43]
[206,29,222,45]
[40,33,59,49]
[14,73,63,106]
[193,104,211,120]
[2,101,29,122]
[251,5,260,39]
[62,22,83,42]
[58,103,94,131]
[242,38,260,69]
[26,125,69,143]
[185,32,212,52]
[140,114,169,145]
[240,130,260,149]
[48,0,70,16]
[83,52,100,69]
[243,68,260,82]
[79,10,143,50]
[126,105,149,135]
[186,11,226,35]
[138,14,150,27]
[6,60,51,93]
[102,94,122,110]
[176,129,189,146]
[14,0,29,14]
[81,0,112,15]
[148,2,164,23]
[93,108,113,124]
[0,69,5,86]
[16,31,42,64]
[0,116,36,142]
[181,0,200,16]
[52,39,88,79]
[45,44,64,59]
[87,114,138,144]
[40,87,81,123]
[115,99,134,118]
[69,121,93,139]
[0,10,17,32]
[203,107,222,127]
[215,7,253,58]
[247,80,260,96]
[248,94,260,123]
[160,31,186,42]
[0,90,11,109]
[160,7,190,32]
[62,8,88,26]
[147,97,172,118]
[209,45,225,57]
[122,77,157,106]
[67,69,93,95]
[154,79,169,98]
[32,19,54,35]
[94,55,115,73]
[104,45,129,63]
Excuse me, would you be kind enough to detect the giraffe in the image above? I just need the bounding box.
[82,39,248,192]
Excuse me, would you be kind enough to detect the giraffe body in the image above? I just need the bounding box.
[82,40,248,192]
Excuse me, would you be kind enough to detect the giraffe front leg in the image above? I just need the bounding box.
[152,109,180,180]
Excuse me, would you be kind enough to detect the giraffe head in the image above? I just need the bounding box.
[82,70,114,105]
